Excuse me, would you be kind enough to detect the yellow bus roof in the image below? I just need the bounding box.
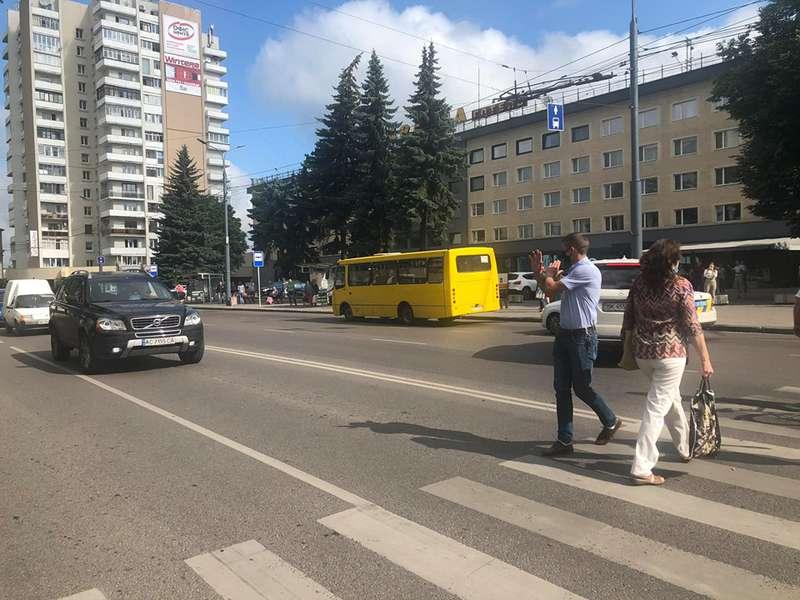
[337,247,495,265]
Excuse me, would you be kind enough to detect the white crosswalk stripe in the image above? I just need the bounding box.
[186,540,340,600]
[775,386,800,396]
[715,414,800,438]
[423,477,799,600]
[502,457,800,551]
[319,503,586,600]
[56,590,107,600]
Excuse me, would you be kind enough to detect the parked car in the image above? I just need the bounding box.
[541,258,717,340]
[49,271,204,373]
[508,272,539,300]
[3,279,55,334]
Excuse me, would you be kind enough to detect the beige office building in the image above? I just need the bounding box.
[3,0,229,275]
[455,63,798,287]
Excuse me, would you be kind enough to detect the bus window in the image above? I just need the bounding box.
[372,262,398,285]
[333,266,345,289]
[428,257,444,283]
[398,259,427,284]
[456,254,491,273]
[348,263,372,286]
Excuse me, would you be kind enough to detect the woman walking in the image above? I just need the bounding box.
[621,239,714,485]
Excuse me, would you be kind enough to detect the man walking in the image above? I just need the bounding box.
[531,233,622,456]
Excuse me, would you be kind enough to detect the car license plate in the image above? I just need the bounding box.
[143,336,179,347]
[603,302,626,312]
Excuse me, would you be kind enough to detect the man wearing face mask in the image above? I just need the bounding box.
[531,233,622,456]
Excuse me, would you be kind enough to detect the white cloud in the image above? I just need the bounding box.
[225,162,253,246]
[248,0,758,121]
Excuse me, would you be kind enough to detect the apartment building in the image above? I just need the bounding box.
[454,63,798,286]
[3,0,229,274]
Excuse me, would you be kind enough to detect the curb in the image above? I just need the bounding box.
[706,324,795,335]
[191,305,332,315]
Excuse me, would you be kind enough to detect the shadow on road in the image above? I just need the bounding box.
[473,342,621,368]
[286,316,489,329]
[11,349,184,375]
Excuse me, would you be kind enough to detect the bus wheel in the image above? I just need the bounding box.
[341,303,354,321]
[397,303,414,325]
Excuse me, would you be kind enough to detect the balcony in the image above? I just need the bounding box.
[93,18,138,35]
[207,155,228,167]
[207,171,224,182]
[99,170,144,183]
[32,5,60,19]
[39,192,68,204]
[102,226,145,236]
[203,46,227,60]
[97,95,142,110]
[41,246,70,259]
[99,133,142,146]
[204,62,227,76]
[99,151,142,164]
[98,113,142,128]
[96,74,140,90]
[93,1,138,17]
[103,246,147,257]
[34,79,63,93]
[205,107,228,121]
[34,99,64,112]
[94,57,140,73]
[38,174,68,184]
[205,92,228,107]
[100,208,145,219]
[100,190,144,200]
[40,210,69,220]
[36,117,65,129]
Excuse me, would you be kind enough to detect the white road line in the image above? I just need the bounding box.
[716,415,800,439]
[187,540,341,599]
[319,504,585,600]
[371,338,428,346]
[776,386,800,396]
[423,477,798,600]
[502,458,800,551]
[574,441,800,501]
[205,344,800,462]
[57,590,107,600]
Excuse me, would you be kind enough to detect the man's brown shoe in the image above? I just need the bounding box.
[541,441,575,457]
[595,418,623,445]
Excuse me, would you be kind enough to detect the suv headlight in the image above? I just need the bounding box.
[184,311,201,326]
[96,318,126,332]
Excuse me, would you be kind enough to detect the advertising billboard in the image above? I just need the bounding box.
[164,53,201,96]
[162,15,199,59]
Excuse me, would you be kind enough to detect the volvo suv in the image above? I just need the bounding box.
[50,271,204,373]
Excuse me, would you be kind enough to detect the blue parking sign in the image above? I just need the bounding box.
[547,103,564,131]
[148,264,158,278]
[253,251,265,269]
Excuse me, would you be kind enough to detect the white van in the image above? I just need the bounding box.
[3,279,55,335]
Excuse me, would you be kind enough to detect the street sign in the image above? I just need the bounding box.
[547,103,564,131]
[253,251,265,269]
[148,264,158,278]
[97,256,105,265]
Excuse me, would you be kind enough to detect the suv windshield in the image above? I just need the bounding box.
[598,265,641,290]
[89,278,172,302]
[15,294,54,308]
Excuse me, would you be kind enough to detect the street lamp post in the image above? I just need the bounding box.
[197,138,245,304]
[0,227,5,282]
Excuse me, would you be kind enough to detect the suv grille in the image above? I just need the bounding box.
[130,315,181,330]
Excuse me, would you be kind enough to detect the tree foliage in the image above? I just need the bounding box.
[711,0,800,234]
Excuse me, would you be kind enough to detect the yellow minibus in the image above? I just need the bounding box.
[332,247,500,324]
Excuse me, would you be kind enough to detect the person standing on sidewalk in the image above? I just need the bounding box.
[703,262,718,298]
[621,239,714,485]
[531,233,622,457]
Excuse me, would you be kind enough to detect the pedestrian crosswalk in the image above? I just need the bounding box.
[57,590,107,600]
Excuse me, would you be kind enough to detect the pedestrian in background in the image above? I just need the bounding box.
[621,239,714,486]
[287,278,297,306]
[531,233,622,457]
[703,262,718,298]
[733,260,748,299]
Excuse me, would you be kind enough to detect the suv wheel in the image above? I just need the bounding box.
[79,334,102,374]
[522,287,535,301]
[50,328,70,362]
[178,341,204,365]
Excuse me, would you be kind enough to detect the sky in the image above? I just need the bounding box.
[0,0,764,262]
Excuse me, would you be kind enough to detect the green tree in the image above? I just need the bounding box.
[350,51,399,255]
[200,198,246,276]
[711,0,800,234]
[399,43,463,250]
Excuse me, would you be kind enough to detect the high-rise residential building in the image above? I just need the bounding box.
[3,0,228,273]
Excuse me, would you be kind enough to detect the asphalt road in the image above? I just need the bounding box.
[1,312,798,600]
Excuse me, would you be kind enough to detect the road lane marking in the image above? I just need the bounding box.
[716,415,800,439]
[371,338,428,346]
[319,504,585,600]
[187,540,340,599]
[57,590,107,600]
[205,344,800,462]
[776,386,800,396]
[423,477,798,600]
[502,458,800,551]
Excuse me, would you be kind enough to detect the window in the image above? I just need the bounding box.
[84,206,92,216]
[37,127,64,140]
[146,149,164,163]
[639,143,658,162]
[96,46,139,64]
[471,229,486,243]
[40,182,65,194]
[715,128,741,150]
[674,171,698,191]
[493,227,508,241]
[673,136,698,156]
[604,215,625,231]
[81,153,89,163]
[675,207,699,225]
[672,98,698,121]
[36,16,59,30]
[140,21,160,34]
[141,40,161,53]
[518,224,534,239]
[469,148,484,164]
[492,199,508,214]
[543,191,561,207]
[76,46,85,57]
[145,131,163,142]
[638,107,659,128]
[39,164,66,176]
[602,116,623,136]
[571,124,589,142]
[572,187,590,204]
[77,64,86,76]
[82,170,91,181]
[544,222,561,237]
[603,182,624,199]
[517,195,533,211]
[603,149,623,168]
[371,262,398,285]
[712,97,729,111]
[471,202,484,217]
[492,172,507,187]
[516,137,533,155]
[491,143,507,159]
[80,118,88,128]
[143,93,162,107]
[542,131,560,149]
[640,177,659,195]
[105,105,141,119]
[142,76,161,88]
[571,156,590,174]
[85,241,93,251]
[146,167,164,178]
[449,232,463,245]
[348,263,372,286]
[79,100,87,111]
[78,82,87,95]
[517,166,532,183]
[35,89,63,104]
[715,203,742,222]
[397,259,427,284]
[715,166,741,186]
[80,135,89,146]
[75,28,83,39]
[572,218,591,233]
[642,211,659,229]
[456,255,491,273]
[38,144,65,158]
[469,176,485,192]
[543,161,560,178]
[102,28,137,46]
[32,32,60,54]
[144,113,163,125]
[82,189,91,199]
[84,224,93,235]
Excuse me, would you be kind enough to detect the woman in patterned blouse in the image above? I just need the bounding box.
[622,239,714,485]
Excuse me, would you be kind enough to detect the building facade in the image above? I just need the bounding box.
[454,63,798,288]
[3,0,228,274]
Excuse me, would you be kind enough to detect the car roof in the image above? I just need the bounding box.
[69,270,150,280]
[592,258,640,267]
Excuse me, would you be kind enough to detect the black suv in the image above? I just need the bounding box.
[50,271,204,373]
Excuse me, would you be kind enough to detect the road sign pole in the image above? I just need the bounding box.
[629,0,643,258]
[257,267,262,307]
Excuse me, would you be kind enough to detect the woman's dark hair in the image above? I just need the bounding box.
[640,239,682,284]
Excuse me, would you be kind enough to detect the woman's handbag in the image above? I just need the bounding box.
[618,330,639,371]
[689,377,722,458]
